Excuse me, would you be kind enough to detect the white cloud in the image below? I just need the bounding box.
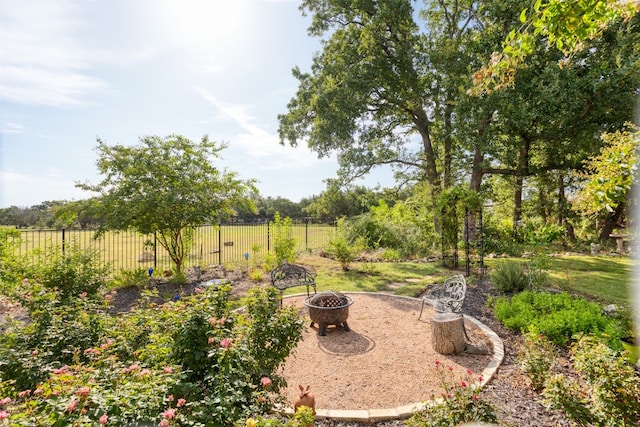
[0,122,24,134]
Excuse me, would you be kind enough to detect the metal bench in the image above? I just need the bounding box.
[270,262,317,307]
[418,274,466,319]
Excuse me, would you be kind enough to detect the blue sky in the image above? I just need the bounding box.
[0,0,394,208]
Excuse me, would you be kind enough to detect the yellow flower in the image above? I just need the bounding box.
[245,418,257,427]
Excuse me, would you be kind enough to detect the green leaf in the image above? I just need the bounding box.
[520,8,528,24]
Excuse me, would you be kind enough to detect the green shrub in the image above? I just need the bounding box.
[543,335,640,426]
[407,361,497,427]
[31,243,109,302]
[326,221,360,270]
[494,291,619,347]
[490,260,530,293]
[270,213,297,267]
[519,330,557,392]
[0,280,304,426]
[110,267,149,289]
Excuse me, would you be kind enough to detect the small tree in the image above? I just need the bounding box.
[269,212,296,267]
[77,134,256,276]
[571,125,638,240]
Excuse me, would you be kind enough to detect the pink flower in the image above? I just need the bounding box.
[260,377,272,387]
[79,292,87,299]
[208,337,216,345]
[66,400,79,412]
[159,420,169,427]
[52,366,69,375]
[163,366,173,374]
[177,398,186,408]
[208,317,218,326]
[0,397,12,405]
[76,387,91,398]
[220,338,233,349]
[472,395,479,401]
[461,381,468,388]
[447,366,453,371]
[141,369,151,376]
[195,287,203,294]
[31,349,39,355]
[162,408,175,419]
[167,394,174,402]
[18,390,31,398]
[466,369,473,375]
[0,410,9,420]
[99,414,108,424]
[478,375,484,382]
[435,360,441,366]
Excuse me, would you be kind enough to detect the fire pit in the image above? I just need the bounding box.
[304,291,354,336]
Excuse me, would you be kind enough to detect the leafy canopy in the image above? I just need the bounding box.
[77,134,257,273]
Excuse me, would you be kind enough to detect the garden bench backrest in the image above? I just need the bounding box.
[418,274,466,319]
[270,262,317,306]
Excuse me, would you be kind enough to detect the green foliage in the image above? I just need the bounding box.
[0,285,109,391]
[543,335,640,426]
[494,291,621,347]
[0,276,303,426]
[270,212,297,267]
[325,219,360,270]
[0,227,24,286]
[23,243,109,303]
[519,330,557,392]
[342,200,437,258]
[407,361,497,427]
[490,260,531,293]
[572,126,639,218]
[239,406,315,427]
[77,134,257,274]
[110,267,150,289]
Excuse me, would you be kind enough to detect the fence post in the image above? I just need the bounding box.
[154,231,157,269]
[218,222,222,265]
[62,228,66,255]
[305,218,309,250]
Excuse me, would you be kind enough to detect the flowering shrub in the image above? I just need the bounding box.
[407,361,497,427]
[519,330,557,392]
[0,276,304,426]
[543,335,640,426]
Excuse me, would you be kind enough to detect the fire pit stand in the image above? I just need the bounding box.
[304,291,354,336]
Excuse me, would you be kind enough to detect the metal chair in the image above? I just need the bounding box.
[418,274,466,320]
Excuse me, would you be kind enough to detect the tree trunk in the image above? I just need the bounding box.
[598,203,626,241]
[513,175,523,234]
[431,312,466,355]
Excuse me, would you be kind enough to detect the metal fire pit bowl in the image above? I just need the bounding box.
[304,291,354,336]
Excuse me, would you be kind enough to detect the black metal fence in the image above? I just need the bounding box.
[12,221,335,275]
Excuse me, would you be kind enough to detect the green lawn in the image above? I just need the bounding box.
[486,254,633,307]
[294,253,633,308]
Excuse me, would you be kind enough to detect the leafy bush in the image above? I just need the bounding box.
[519,331,557,391]
[239,406,315,427]
[0,281,304,426]
[494,291,620,347]
[543,335,640,426]
[407,361,497,427]
[325,220,361,270]
[110,267,150,289]
[490,260,530,293]
[270,213,297,267]
[342,200,437,258]
[31,243,109,302]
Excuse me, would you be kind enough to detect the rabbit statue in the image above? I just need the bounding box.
[293,384,316,415]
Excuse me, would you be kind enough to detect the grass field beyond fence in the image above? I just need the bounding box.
[12,222,335,276]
